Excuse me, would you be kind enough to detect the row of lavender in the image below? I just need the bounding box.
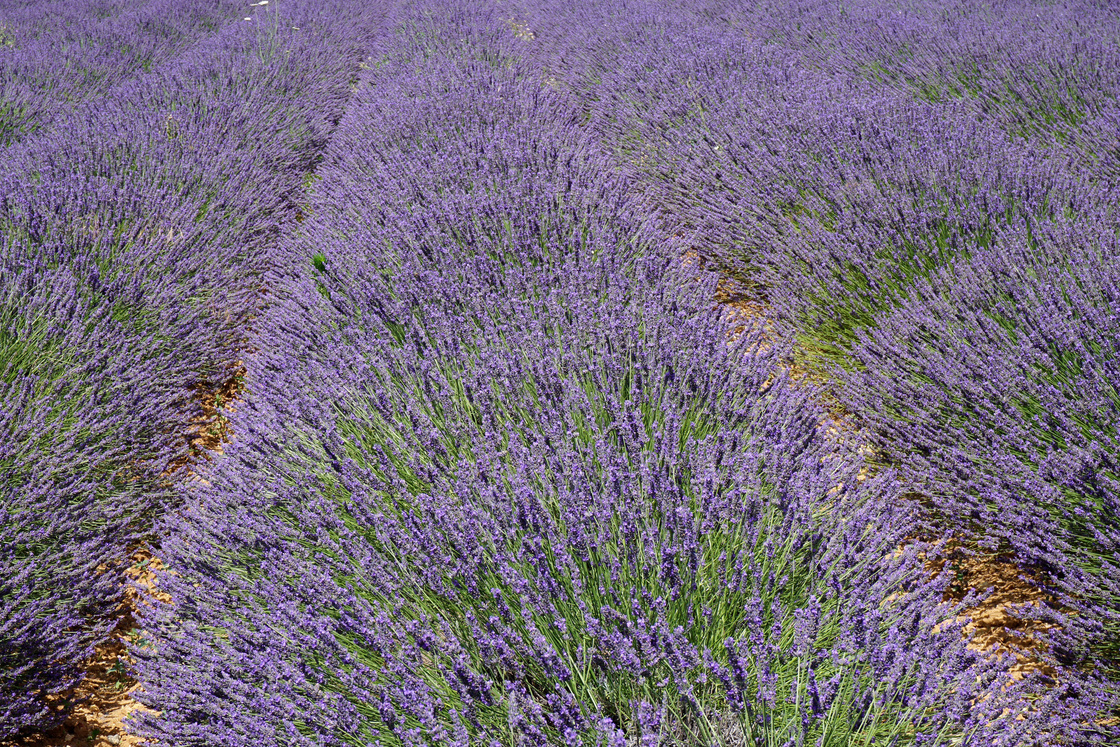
[0,0,386,737]
[512,0,1120,729]
[129,2,1108,744]
[0,0,252,147]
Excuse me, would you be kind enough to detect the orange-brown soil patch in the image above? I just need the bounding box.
[12,370,242,747]
[932,544,1060,682]
[9,551,166,747]
[168,365,245,474]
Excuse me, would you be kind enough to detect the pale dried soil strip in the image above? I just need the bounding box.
[684,247,1064,706]
[10,371,242,747]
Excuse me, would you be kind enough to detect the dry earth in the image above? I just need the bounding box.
[13,551,169,747]
[687,249,1064,705]
[936,544,1060,683]
[6,372,242,747]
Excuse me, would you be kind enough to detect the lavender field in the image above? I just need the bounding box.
[1,0,1118,745]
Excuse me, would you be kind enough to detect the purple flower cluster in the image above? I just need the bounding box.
[6,0,1118,743]
[835,215,1120,687]
[744,0,1120,169]
[1,0,387,737]
[127,2,1108,744]
[509,0,1120,731]
[511,0,1116,358]
[0,0,249,147]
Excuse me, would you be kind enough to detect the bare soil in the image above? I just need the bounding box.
[934,544,1059,682]
[8,370,242,747]
[700,252,1065,698]
[12,551,167,747]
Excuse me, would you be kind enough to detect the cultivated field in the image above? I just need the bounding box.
[2,1,1118,745]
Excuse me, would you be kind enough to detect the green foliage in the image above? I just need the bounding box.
[0,101,32,147]
[0,304,66,386]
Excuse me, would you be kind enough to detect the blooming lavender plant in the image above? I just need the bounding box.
[834,217,1120,717]
[0,0,252,148]
[0,263,184,736]
[508,1,1117,375]
[740,0,1120,170]
[1,0,390,737]
[129,7,1062,744]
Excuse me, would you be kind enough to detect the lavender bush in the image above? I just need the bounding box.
[834,217,1120,689]
[1,0,388,737]
[509,0,1116,369]
[739,0,1120,171]
[0,264,184,736]
[0,0,250,147]
[129,7,1083,744]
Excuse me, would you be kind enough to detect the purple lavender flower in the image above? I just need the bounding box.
[126,4,1077,743]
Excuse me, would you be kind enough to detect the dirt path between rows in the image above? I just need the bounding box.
[706,261,1066,715]
[11,372,242,747]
